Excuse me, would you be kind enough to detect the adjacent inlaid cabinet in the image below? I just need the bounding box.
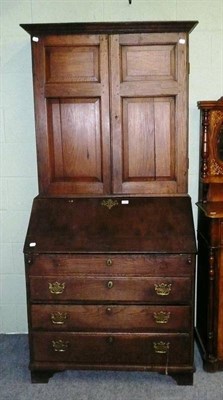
[21,21,198,385]
[196,97,223,371]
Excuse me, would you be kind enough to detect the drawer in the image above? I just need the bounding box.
[27,254,194,277]
[31,304,192,332]
[29,276,192,304]
[31,332,192,367]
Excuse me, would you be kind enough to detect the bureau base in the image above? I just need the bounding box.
[24,196,196,387]
[30,366,194,385]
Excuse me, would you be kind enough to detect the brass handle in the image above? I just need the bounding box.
[51,312,68,325]
[154,283,172,296]
[52,339,69,352]
[106,258,113,266]
[48,282,65,295]
[153,341,170,354]
[107,280,114,289]
[106,307,112,314]
[153,311,170,324]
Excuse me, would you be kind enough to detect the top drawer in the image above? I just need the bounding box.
[26,254,194,277]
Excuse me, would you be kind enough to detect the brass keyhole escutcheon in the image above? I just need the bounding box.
[106,258,113,266]
[107,336,114,344]
[107,280,114,289]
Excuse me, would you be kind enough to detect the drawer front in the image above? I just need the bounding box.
[31,304,192,332]
[29,276,192,303]
[31,332,192,366]
[27,254,194,277]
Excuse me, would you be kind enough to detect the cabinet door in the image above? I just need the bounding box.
[110,33,189,195]
[32,34,111,195]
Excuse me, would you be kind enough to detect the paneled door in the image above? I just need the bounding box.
[32,34,111,195]
[110,33,188,194]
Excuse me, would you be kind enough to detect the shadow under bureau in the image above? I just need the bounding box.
[24,196,196,385]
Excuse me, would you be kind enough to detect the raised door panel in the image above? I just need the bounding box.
[45,46,99,83]
[122,97,175,184]
[47,98,102,184]
[110,33,188,195]
[32,34,110,195]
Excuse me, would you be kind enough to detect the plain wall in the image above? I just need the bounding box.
[0,0,223,333]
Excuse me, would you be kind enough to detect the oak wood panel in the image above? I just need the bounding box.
[122,97,175,182]
[121,44,176,82]
[31,304,192,332]
[45,46,99,83]
[123,98,155,179]
[48,98,102,182]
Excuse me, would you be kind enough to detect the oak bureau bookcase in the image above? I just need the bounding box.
[21,21,197,384]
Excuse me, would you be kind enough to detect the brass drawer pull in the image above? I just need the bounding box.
[106,307,112,314]
[153,311,170,324]
[48,282,65,295]
[154,283,172,296]
[107,280,114,289]
[106,258,113,266]
[52,339,70,352]
[153,341,170,354]
[51,312,68,325]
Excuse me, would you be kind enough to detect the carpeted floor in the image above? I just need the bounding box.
[0,334,223,400]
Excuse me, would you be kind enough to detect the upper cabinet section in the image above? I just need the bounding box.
[21,21,198,197]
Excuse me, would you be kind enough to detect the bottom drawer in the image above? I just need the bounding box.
[31,332,192,367]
